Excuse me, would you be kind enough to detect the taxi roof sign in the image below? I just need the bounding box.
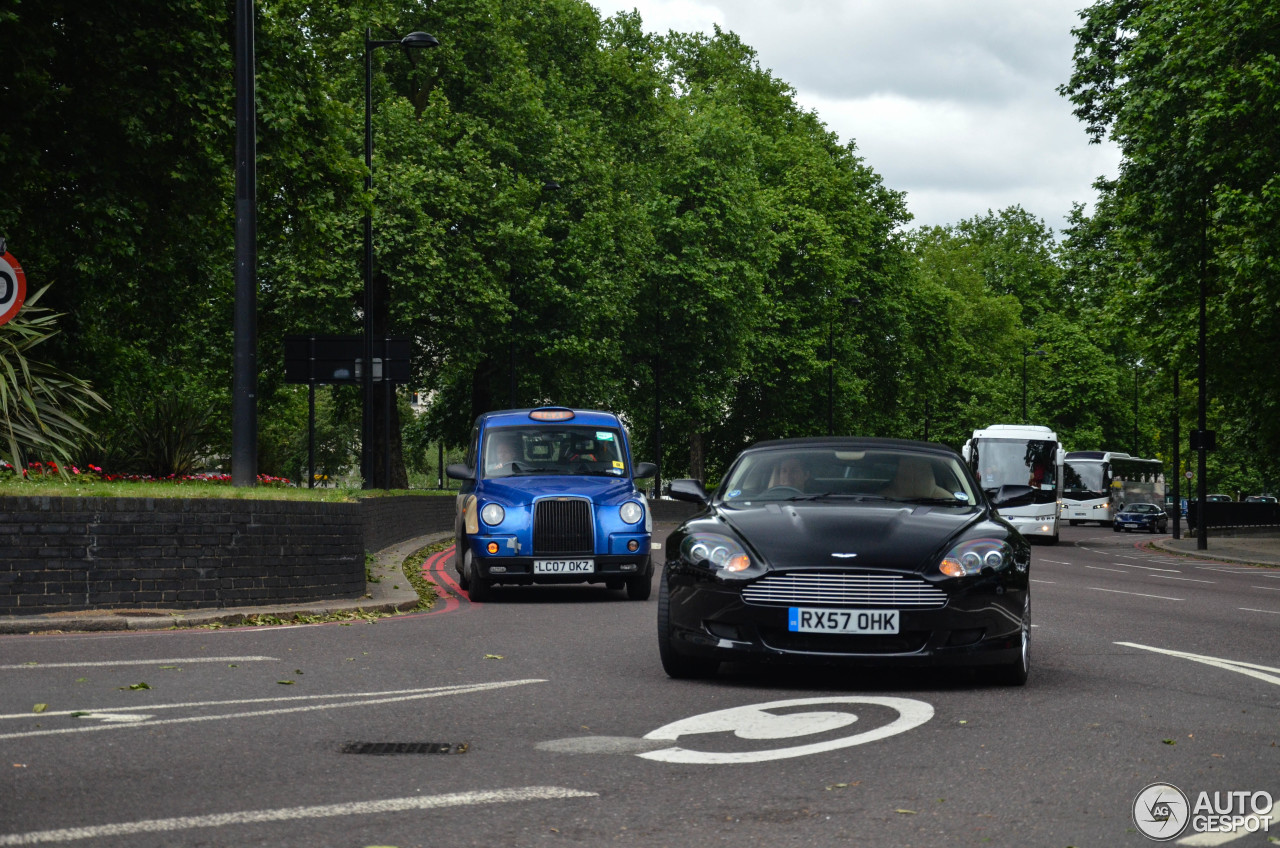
[529,407,575,421]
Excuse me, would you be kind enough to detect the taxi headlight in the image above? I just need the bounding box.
[620,501,644,525]
[480,503,506,526]
[939,538,1013,578]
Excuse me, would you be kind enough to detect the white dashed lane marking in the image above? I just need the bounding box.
[0,657,277,670]
[1092,588,1184,601]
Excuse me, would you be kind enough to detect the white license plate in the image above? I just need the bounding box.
[788,607,900,634]
[533,559,594,574]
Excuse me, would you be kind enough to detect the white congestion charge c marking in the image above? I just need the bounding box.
[638,696,933,764]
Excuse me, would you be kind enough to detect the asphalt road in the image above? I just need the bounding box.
[1,523,1277,847]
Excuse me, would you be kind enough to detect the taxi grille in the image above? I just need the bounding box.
[741,572,947,609]
[533,498,593,554]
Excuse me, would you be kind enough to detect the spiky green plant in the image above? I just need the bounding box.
[0,285,108,475]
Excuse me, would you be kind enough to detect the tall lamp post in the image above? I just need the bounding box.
[826,295,860,436]
[362,28,438,489]
[1022,347,1046,423]
[231,0,257,487]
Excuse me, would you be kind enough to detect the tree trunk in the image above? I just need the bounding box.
[689,430,705,485]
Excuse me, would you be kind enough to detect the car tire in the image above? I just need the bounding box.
[624,557,654,601]
[454,538,469,589]
[657,575,717,679]
[1068,519,1081,526]
[985,594,1030,686]
[464,550,491,602]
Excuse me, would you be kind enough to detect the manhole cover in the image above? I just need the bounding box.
[340,741,468,755]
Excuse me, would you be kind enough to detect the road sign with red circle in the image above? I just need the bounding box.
[0,251,27,326]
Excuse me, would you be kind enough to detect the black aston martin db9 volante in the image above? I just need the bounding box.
[658,437,1034,684]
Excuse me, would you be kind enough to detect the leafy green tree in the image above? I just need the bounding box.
[1061,0,1280,490]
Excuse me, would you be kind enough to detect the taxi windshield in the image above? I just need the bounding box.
[482,426,627,478]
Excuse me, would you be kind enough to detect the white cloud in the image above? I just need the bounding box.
[592,0,1121,233]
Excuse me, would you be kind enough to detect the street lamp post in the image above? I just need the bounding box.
[1021,347,1046,422]
[231,0,257,487]
[362,28,438,489]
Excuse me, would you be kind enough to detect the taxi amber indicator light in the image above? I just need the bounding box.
[529,408,575,421]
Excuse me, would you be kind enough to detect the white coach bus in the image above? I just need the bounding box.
[1063,450,1166,525]
[962,424,1064,544]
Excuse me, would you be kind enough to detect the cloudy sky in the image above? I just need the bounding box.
[589,0,1122,235]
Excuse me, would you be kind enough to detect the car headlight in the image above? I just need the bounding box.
[938,538,1015,578]
[480,503,506,526]
[680,533,752,573]
[619,501,644,525]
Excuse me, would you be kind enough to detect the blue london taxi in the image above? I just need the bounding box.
[445,407,657,601]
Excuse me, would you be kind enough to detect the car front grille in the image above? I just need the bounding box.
[533,498,593,555]
[741,572,947,609]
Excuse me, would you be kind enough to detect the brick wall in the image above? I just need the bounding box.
[0,492,686,616]
[0,496,366,615]
[362,494,456,552]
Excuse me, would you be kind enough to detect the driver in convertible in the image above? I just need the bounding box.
[768,456,813,493]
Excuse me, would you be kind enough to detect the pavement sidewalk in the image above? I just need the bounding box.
[1150,531,1280,567]
[0,533,450,636]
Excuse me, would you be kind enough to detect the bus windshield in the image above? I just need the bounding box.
[973,439,1059,502]
[1064,459,1107,498]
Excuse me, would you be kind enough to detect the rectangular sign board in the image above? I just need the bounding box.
[284,335,411,384]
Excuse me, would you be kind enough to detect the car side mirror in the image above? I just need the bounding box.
[992,484,1036,509]
[669,478,710,505]
[633,461,657,479]
[445,463,475,481]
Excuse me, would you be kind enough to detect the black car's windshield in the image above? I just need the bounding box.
[719,447,977,506]
[483,426,627,479]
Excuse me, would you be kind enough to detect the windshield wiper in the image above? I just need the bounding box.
[883,496,967,506]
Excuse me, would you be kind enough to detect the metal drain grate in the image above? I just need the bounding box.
[340,741,468,755]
